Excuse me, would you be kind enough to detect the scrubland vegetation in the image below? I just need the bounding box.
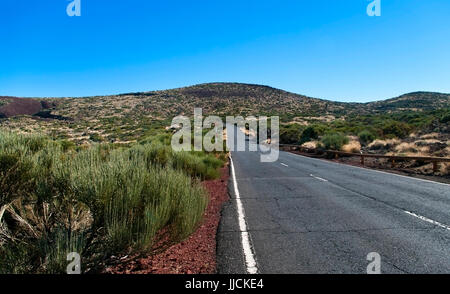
[0,131,225,273]
[281,108,450,151]
[280,108,450,175]
[2,84,449,145]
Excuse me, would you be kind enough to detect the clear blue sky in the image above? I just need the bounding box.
[1,0,449,102]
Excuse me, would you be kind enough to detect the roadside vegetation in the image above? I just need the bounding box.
[280,109,450,151]
[319,133,349,151]
[0,130,226,273]
[280,109,450,175]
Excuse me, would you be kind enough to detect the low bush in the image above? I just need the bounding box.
[440,112,450,123]
[89,133,104,142]
[342,140,361,153]
[300,126,320,144]
[320,133,349,151]
[382,121,412,139]
[0,131,220,273]
[172,151,221,180]
[280,124,304,144]
[358,130,376,145]
[59,139,76,152]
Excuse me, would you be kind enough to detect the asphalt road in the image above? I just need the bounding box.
[217,133,450,274]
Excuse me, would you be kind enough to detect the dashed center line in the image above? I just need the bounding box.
[310,174,328,182]
[404,211,450,231]
[285,153,450,233]
[280,163,289,167]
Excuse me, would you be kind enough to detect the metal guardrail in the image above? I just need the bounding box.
[280,144,450,172]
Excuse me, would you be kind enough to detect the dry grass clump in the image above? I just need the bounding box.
[394,142,430,154]
[386,151,430,157]
[414,139,441,145]
[342,140,361,153]
[441,163,450,175]
[445,146,450,156]
[420,133,439,139]
[301,141,318,149]
[290,118,309,126]
[410,162,450,176]
[368,138,401,150]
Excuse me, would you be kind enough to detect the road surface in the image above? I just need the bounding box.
[217,131,450,274]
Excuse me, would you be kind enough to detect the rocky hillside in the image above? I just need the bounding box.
[2,83,449,119]
[1,83,449,144]
[364,92,450,113]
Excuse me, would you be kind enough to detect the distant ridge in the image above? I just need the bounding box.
[1,83,449,119]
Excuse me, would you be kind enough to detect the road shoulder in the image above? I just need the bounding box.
[216,169,248,274]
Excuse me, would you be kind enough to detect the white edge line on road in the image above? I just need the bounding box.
[285,152,450,187]
[229,155,259,274]
[310,174,328,182]
[404,211,450,231]
[280,163,289,167]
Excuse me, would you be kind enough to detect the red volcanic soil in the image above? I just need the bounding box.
[0,97,44,117]
[106,164,230,274]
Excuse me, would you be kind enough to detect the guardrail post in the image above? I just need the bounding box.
[361,155,365,166]
[335,153,339,159]
[391,159,396,168]
[433,162,439,173]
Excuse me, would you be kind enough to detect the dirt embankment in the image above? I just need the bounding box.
[107,165,230,274]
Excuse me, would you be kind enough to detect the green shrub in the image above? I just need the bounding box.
[89,133,104,142]
[0,131,212,273]
[300,126,319,144]
[358,130,376,145]
[139,133,172,146]
[129,143,172,167]
[201,152,224,169]
[280,125,304,144]
[0,153,34,206]
[320,133,349,150]
[299,125,329,144]
[172,152,220,180]
[59,140,76,152]
[382,121,412,139]
[440,112,450,123]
